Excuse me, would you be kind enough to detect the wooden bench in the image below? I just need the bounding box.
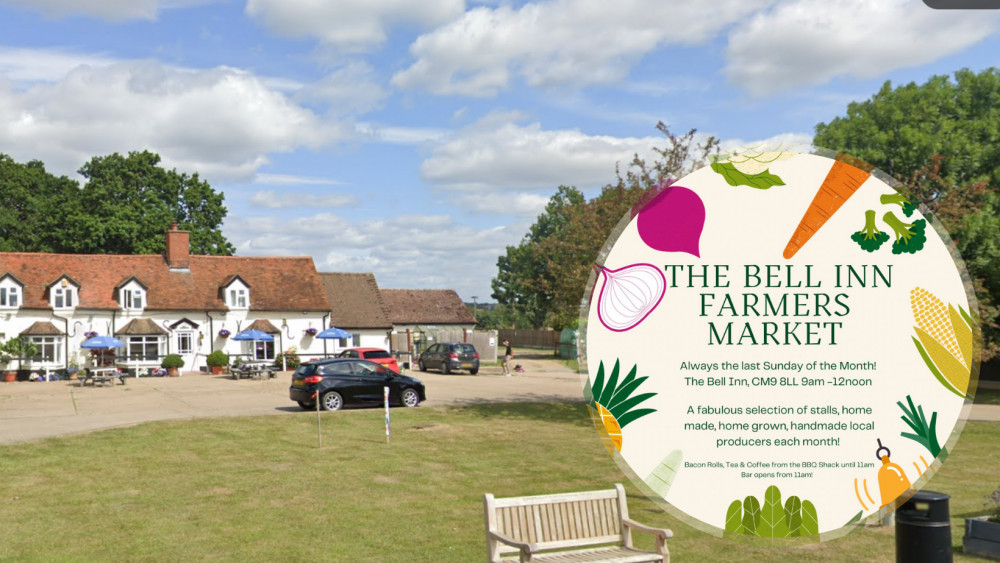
[483,483,672,562]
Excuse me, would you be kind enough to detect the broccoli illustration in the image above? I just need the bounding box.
[880,193,917,217]
[883,211,927,254]
[850,209,889,252]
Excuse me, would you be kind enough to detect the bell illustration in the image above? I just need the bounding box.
[876,439,912,507]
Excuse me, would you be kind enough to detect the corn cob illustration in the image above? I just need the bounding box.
[585,359,656,454]
[910,287,976,399]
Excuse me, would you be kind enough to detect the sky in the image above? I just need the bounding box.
[1,0,999,303]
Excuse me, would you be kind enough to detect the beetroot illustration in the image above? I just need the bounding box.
[636,184,705,257]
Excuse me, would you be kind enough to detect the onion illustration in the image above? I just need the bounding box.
[595,263,666,332]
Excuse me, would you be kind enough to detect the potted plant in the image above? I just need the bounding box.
[218,329,231,338]
[161,354,185,377]
[305,327,318,336]
[2,337,38,382]
[965,485,1000,559]
[206,350,229,375]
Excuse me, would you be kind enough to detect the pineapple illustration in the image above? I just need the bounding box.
[585,359,656,454]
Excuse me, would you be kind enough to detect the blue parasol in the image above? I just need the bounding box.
[232,329,275,342]
[316,326,351,339]
[80,335,124,349]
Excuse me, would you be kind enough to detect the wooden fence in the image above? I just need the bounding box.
[497,329,560,350]
[390,329,498,366]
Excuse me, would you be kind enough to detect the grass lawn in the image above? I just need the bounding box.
[1,402,997,562]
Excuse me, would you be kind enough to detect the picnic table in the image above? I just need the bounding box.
[79,367,126,387]
[231,362,276,380]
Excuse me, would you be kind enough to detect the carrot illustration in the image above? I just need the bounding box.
[782,153,875,259]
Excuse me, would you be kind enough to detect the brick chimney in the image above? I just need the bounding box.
[165,222,190,269]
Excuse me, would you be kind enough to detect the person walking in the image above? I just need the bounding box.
[502,339,513,376]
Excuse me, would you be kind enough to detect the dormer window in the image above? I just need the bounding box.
[222,276,250,310]
[0,287,18,307]
[53,287,74,308]
[49,276,80,310]
[0,274,24,309]
[229,288,247,308]
[116,277,148,312]
[123,288,144,310]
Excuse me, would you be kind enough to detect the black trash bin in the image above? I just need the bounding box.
[896,490,952,563]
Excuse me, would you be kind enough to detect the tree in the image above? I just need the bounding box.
[491,124,719,328]
[814,69,1000,360]
[74,151,234,255]
[0,156,81,253]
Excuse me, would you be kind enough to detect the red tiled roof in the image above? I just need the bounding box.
[380,289,475,325]
[321,273,392,329]
[117,318,169,335]
[0,252,329,312]
[246,319,280,333]
[20,321,63,335]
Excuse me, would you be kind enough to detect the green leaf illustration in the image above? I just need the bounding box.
[742,496,761,536]
[725,487,820,538]
[784,496,802,537]
[801,501,819,536]
[845,510,864,527]
[710,161,786,189]
[644,450,683,498]
[725,500,744,535]
[760,485,790,538]
[897,394,942,457]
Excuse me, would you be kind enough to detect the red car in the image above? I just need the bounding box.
[336,348,401,373]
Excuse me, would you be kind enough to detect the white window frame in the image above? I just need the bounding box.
[0,285,19,308]
[125,335,166,364]
[176,331,193,355]
[121,287,145,311]
[29,336,62,364]
[226,284,249,309]
[53,286,76,309]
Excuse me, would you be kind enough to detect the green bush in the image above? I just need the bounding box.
[274,352,300,370]
[161,354,185,369]
[206,350,229,367]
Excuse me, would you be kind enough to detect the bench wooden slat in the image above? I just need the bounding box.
[484,484,671,562]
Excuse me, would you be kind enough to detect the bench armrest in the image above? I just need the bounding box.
[486,530,538,561]
[622,517,672,556]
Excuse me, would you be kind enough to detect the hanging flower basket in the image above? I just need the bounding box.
[84,331,98,339]
[305,328,318,336]
[218,329,231,338]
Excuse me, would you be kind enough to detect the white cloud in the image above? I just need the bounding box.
[250,190,357,209]
[392,0,774,96]
[421,111,660,192]
[725,0,1000,96]
[254,173,344,186]
[225,212,519,299]
[0,47,118,84]
[294,61,388,115]
[0,0,214,21]
[0,59,340,180]
[245,0,465,52]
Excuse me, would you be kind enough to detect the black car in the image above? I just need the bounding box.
[289,358,426,411]
[417,342,480,375]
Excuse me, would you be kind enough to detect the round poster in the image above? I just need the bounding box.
[580,148,981,540]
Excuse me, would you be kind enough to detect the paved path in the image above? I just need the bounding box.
[2,358,999,445]
[0,357,584,445]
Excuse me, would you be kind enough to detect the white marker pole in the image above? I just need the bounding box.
[315,392,322,449]
[384,386,390,444]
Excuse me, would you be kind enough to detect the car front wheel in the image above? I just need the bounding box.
[401,388,420,407]
[321,391,344,411]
